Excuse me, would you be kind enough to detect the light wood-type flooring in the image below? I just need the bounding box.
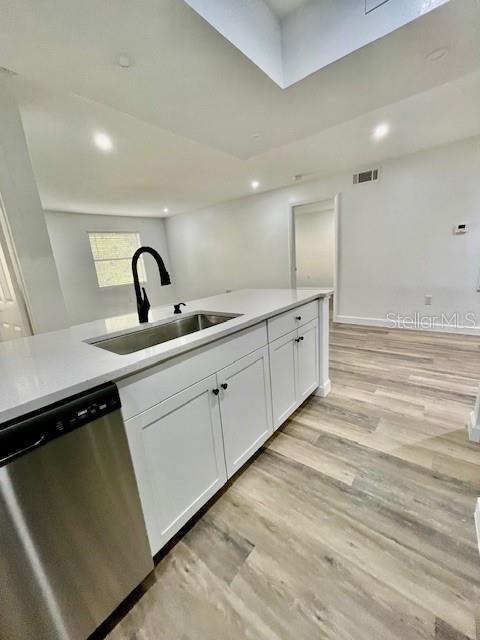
[98,324,480,640]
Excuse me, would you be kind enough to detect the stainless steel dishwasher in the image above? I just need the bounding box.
[0,382,153,640]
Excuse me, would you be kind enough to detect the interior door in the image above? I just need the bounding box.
[0,240,27,341]
[269,330,298,429]
[218,346,273,477]
[296,318,319,403]
[127,375,227,554]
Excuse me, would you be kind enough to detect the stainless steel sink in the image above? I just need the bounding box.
[89,312,241,355]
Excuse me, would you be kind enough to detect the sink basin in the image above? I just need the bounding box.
[89,312,241,355]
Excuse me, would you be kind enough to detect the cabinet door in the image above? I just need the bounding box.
[269,330,298,430]
[218,347,273,477]
[296,318,319,403]
[125,375,227,554]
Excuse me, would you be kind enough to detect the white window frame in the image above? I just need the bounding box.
[88,231,147,289]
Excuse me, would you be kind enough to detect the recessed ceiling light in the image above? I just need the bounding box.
[251,132,260,139]
[163,208,169,213]
[251,180,260,189]
[372,123,390,141]
[427,47,449,63]
[93,132,113,152]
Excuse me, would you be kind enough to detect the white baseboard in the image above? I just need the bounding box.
[314,380,331,397]
[335,315,480,336]
[475,500,480,558]
[468,410,480,443]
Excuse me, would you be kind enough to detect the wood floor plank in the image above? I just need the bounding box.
[266,431,357,485]
[234,451,477,637]
[435,617,474,640]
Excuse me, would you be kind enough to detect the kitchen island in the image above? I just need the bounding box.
[0,288,333,555]
[0,289,332,423]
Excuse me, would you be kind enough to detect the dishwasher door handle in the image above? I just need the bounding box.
[0,434,47,466]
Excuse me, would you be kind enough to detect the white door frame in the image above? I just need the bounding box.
[0,193,32,337]
[289,193,340,322]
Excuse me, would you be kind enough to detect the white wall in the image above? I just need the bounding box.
[166,189,293,301]
[0,73,68,333]
[294,205,335,288]
[166,136,480,331]
[184,0,283,86]
[45,211,176,325]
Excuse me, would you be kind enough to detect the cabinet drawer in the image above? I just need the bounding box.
[267,300,318,342]
[118,322,267,420]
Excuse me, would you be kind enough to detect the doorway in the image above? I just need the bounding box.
[290,196,338,320]
[0,196,31,340]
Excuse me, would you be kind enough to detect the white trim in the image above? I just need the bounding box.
[475,499,480,558]
[0,193,33,336]
[468,410,480,443]
[289,194,339,322]
[336,315,388,327]
[317,296,331,398]
[314,380,331,397]
[288,203,296,289]
[336,314,480,336]
[332,194,340,323]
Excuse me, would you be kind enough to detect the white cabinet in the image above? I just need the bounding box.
[267,300,318,342]
[121,303,324,556]
[124,375,227,554]
[217,347,273,477]
[118,323,267,420]
[269,318,319,429]
[269,330,298,429]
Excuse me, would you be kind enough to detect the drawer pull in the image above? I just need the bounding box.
[295,336,304,343]
[212,388,220,396]
[221,383,228,390]
[295,316,302,321]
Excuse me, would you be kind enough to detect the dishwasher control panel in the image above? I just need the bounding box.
[55,391,120,434]
[0,382,121,467]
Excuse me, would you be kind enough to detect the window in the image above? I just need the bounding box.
[88,232,146,288]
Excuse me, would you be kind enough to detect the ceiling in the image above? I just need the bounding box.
[0,0,479,217]
[264,0,310,20]
[185,0,451,87]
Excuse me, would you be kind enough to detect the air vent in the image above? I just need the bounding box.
[353,168,379,185]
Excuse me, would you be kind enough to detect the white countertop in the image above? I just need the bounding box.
[0,288,332,424]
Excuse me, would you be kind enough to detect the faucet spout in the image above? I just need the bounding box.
[132,246,171,324]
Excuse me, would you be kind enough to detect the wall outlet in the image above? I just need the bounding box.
[424,294,432,306]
